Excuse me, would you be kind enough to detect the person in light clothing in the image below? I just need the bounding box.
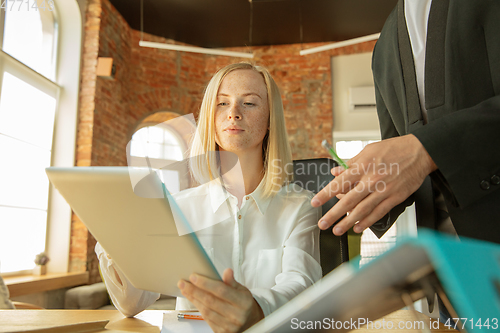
[97,63,322,332]
[0,276,14,309]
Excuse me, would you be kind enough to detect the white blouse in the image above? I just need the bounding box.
[96,180,322,318]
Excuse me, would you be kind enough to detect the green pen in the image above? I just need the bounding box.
[322,140,348,169]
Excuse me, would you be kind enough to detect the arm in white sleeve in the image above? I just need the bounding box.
[251,203,322,316]
[95,242,160,317]
[0,276,14,309]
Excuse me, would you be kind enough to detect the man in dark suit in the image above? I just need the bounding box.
[311,0,500,245]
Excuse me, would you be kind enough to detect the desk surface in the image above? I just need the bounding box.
[0,309,457,333]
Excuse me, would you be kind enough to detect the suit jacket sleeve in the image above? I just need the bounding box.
[412,96,500,209]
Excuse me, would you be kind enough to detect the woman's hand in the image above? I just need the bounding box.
[178,268,264,333]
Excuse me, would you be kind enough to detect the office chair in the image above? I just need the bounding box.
[293,158,349,276]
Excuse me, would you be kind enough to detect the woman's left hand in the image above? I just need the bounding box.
[178,268,264,333]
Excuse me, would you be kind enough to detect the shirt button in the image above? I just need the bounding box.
[491,175,500,185]
[238,215,242,219]
[246,196,249,200]
[480,180,491,190]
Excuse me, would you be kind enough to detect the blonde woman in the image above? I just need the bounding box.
[97,63,322,332]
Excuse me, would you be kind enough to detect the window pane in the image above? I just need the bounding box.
[129,140,146,158]
[359,226,397,267]
[0,135,51,210]
[130,126,184,161]
[164,146,183,161]
[336,140,364,159]
[147,142,163,159]
[148,127,164,143]
[0,207,47,273]
[164,130,178,145]
[3,3,56,78]
[133,128,148,143]
[335,139,380,160]
[0,73,56,150]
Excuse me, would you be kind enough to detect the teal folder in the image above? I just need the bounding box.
[247,230,500,333]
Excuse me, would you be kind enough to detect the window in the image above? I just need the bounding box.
[335,139,378,160]
[129,121,189,194]
[0,3,57,274]
[332,130,381,160]
[2,0,56,79]
[359,226,397,267]
[130,126,184,162]
[0,0,82,275]
[127,113,196,194]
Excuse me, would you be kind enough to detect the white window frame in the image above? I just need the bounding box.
[0,0,82,275]
[45,0,83,274]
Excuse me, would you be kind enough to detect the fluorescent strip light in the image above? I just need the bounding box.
[139,41,254,59]
[300,33,381,56]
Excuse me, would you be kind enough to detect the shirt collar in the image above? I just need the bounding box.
[208,178,231,214]
[248,178,272,215]
[207,177,272,215]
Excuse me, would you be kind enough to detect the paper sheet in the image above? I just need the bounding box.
[161,312,212,333]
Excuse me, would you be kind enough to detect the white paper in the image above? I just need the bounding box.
[161,312,213,333]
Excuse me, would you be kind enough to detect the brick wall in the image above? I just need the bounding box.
[72,0,376,282]
[70,0,100,279]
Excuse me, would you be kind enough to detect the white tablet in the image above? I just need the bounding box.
[46,166,220,297]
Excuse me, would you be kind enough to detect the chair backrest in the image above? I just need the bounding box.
[293,158,349,276]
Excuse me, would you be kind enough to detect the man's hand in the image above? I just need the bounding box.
[178,268,264,333]
[311,134,437,235]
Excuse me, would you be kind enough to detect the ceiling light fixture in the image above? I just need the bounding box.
[300,32,380,56]
[139,41,254,58]
[138,0,254,59]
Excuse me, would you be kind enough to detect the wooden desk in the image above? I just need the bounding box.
[0,309,457,332]
[0,310,162,333]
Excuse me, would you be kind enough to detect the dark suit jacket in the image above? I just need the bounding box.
[370,0,500,244]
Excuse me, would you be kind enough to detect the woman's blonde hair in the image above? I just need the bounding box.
[190,63,292,197]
